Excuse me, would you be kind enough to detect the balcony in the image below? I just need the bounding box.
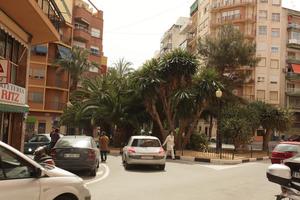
[287,39,300,50]
[211,0,255,12]
[288,23,300,30]
[286,87,300,96]
[211,14,256,28]
[45,101,66,111]
[286,72,300,81]
[73,26,90,42]
[287,57,300,64]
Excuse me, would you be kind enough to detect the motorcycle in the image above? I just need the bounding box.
[267,159,300,200]
[33,145,55,166]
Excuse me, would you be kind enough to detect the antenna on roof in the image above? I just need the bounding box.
[87,0,100,12]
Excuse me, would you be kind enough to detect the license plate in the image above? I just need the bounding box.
[64,153,80,158]
[293,172,300,178]
[141,156,153,160]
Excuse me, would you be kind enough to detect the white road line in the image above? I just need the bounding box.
[84,164,110,186]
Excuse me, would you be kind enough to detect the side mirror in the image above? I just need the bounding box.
[34,167,44,178]
[267,164,291,187]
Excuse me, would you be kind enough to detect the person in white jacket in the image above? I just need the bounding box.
[163,130,175,160]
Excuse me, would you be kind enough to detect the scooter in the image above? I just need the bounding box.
[267,163,300,200]
[33,146,55,166]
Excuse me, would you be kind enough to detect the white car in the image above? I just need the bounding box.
[122,135,166,170]
[0,141,91,200]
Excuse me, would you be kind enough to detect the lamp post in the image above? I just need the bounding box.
[215,88,223,158]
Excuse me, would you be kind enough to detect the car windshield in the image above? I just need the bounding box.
[55,138,91,148]
[29,135,49,143]
[131,139,161,147]
[274,144,299,152]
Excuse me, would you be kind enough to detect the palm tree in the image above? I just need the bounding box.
[56,46,97,91]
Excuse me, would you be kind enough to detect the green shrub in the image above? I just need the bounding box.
[187,134,208,151]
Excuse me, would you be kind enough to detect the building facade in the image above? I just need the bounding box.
[0,0,61,150]
[73,0,107,76]
[27,0,73,136]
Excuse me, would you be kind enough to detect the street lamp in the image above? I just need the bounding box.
[215,88,222,158]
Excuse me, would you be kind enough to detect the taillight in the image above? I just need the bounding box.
[50,149,56,159]
[285,151,296,158]
[128,147,135,154]
[159,147,165,155]
[88,149,96,160]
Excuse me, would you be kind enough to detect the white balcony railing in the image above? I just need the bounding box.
[288,39,300,45]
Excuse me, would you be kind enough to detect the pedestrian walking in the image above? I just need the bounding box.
[50,127,60,149]
[99,131,110,162]
[163,130,175,160]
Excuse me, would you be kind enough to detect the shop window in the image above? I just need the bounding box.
[0,30,6,58]
[6,36,13,60]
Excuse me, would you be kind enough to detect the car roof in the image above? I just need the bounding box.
[130,135,159,140]
[279,141,300,145]
[60,135,92,139]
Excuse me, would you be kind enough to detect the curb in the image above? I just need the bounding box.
[109,151,269,165]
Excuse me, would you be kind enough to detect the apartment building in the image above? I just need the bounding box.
[27,0,73,135]
[160,17,190,55]
[0,0,61,150]
[73,0,107,76]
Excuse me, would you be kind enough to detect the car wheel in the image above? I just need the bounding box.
[124,162,131,170]
[122,154,126,164]
[158,164,165,171]
[97,160,100,168]
[90,167,97,176]
[54,194,77,200]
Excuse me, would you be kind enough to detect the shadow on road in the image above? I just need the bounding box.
[123,165,166,173]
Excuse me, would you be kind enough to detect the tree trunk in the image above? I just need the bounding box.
[263,129,272,151]
[208,115,213,139]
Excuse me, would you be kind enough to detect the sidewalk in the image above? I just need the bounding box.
[108,148,270,165]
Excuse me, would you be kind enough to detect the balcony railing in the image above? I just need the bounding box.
[47,79,69,89]
[286,87,300,96]
[287,39,300,50]
[288,23,300,30]
[45,101,66,111]
[287,57,300,64]
[211,0,255,11]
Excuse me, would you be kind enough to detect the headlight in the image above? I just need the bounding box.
[28,148,32,152]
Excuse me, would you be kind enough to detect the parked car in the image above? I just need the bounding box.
[122,135,166,170]
[24,133,64,154]
[271,141,300,164]
[0,141,91,200]
[51,136,100,176]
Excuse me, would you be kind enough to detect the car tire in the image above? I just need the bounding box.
[54,194,76,200]
[97,160,100,168]
[158,164,165,171]
[124,162,131,170]
[90,167,97,176]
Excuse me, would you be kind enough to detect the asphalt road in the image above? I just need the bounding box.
[81,155,280,200]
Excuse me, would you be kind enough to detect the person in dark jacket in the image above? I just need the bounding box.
[50,128,60,149]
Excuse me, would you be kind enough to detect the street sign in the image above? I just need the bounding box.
[0,59,9,84]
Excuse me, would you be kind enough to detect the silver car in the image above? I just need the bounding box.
[122,136,166,170]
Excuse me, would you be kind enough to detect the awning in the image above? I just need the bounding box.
[0,103,29,113]
[34,45,48,54]
[292,64,300,74]
[57,45,72,59]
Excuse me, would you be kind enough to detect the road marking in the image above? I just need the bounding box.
[198,162,257,171]
[84,164,110,186]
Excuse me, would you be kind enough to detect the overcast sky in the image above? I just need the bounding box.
[88,0,300,69]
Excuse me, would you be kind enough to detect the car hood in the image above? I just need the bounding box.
[45,166,78,178]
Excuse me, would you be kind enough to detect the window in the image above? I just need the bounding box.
[259,10,268,20]
[271,28,280,37]
[257,90,265,101]
[6,36,13,60]
[271,46,279,53]
[0,29,22,63]
[272,13,280,22]
[260,0,268,2]
[270,59,279,69]
[291,31,300,40]
[0,30,6,58]
[270,91,278,101]
[258,26,267,35]
[28,92,43,103]
[91,28,101,38]
[90,46,100,55]
[0,146,35,180]
[270,76,278,84]
[29,68,45,79]
[257,77,265,82]
[73,41,86,49]
[258,58,266,67]
[257,43,267,51]
[272,0,280,5]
